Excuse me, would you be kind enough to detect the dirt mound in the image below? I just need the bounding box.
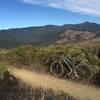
[11,68,100,100]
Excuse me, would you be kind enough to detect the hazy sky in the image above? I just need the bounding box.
[0,0,100,29]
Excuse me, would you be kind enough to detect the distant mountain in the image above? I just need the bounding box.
[56,30,95,44]
[63,22,100,32]
[0,22,100,48]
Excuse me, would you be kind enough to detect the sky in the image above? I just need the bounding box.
[0,0,100,29]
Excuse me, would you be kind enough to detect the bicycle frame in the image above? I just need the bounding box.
[60,55,73,76]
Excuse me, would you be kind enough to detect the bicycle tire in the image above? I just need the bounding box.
[50,61,64,77]
[74,64,93,81]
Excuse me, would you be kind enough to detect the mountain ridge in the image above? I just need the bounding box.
[0,22,100,48]
[1,21,100,31]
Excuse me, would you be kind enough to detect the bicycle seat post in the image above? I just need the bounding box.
[58,52,64,58]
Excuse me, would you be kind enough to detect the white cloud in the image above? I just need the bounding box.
[20,0,100,16]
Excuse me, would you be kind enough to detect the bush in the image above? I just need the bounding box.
[1,44,99,74]
[0,62,9,75]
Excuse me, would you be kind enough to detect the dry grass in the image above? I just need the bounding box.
[11,68,100,100]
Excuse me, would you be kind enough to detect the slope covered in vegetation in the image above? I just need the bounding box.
[0,22,100,48]
[0,43,100,100]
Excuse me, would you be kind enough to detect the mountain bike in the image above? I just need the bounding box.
[46,52,93,81]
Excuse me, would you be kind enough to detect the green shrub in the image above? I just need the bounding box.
[0,62,8,75]
[1,44,99,74]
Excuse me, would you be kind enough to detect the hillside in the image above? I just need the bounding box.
[0,22,100,48]
[11,68,100,100]
[56,30,95,44]
[0,44,100,100]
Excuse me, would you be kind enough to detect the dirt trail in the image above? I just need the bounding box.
[11,68,100,100]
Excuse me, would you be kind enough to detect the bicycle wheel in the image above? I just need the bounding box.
[50,61,64,77]
[74,64,92,80]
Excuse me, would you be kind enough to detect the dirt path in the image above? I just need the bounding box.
[11,68,100,100]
